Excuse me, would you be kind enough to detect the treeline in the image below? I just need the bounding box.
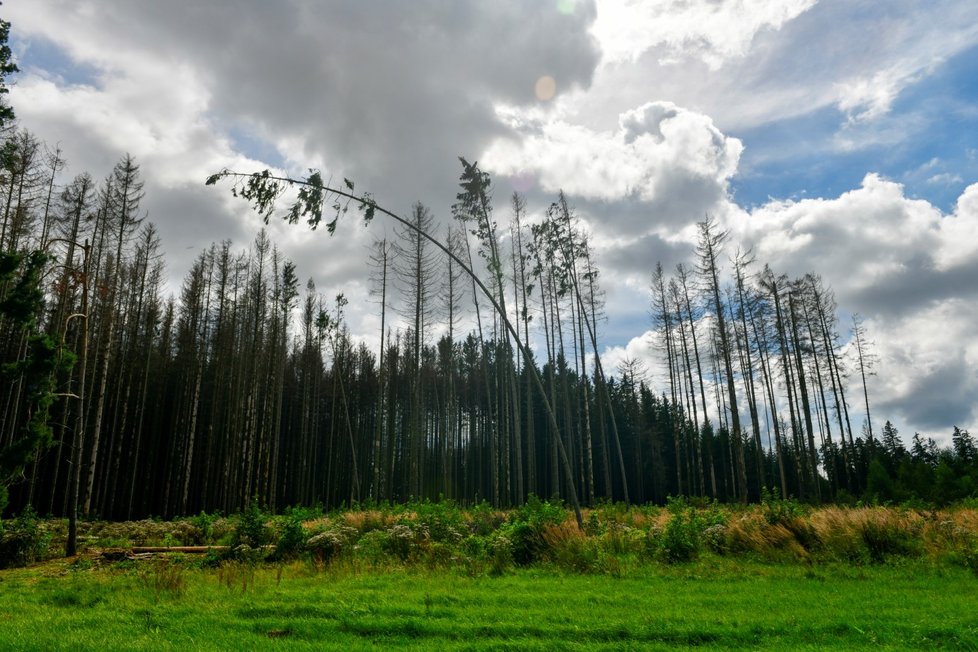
[1,19,976,519]
[2,139,975,519]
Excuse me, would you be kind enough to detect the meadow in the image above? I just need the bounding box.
[2,498,977,650]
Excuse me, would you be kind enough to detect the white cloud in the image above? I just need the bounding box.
[867,298,978,432]
[927,172,964,186]
[591,0,817,69]
[835,63,930,123]
[483,101,741,227]
[6,0,978,443]
[729,174,947,296]
[600,330,659,383]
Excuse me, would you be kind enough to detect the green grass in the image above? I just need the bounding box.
[1,558,976,650]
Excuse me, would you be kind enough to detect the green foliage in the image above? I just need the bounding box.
[410,498,465,543]
[761,487,806,526]
[383,523,419,561]
[0,251,75,506]
[465,500,504,536]
[486,531,514,575]
[0,506,50,568]
[232,499,270,549]
[865,458,898,503]
[273,511,307,560]
[187,511,218,545]
[504,495,567,565]
[657,497,703,563]
[305,529,348,566]
[0,11,17,128]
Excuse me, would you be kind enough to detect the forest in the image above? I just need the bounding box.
[1,15,976,529]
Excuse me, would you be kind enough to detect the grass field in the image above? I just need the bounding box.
[1,557,976,650]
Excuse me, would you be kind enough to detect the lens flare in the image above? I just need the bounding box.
[535,75,556,102]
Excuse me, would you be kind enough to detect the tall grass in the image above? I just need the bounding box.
[9,500,978,575]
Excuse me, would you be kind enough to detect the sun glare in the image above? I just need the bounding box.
[535,75,556,101]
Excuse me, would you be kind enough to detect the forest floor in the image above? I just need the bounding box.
[1,554,977,650]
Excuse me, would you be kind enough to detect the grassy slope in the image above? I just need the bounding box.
[1,558,976,650]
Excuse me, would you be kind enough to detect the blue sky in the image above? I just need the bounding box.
[5,0,978,442]
[732,42,978,212]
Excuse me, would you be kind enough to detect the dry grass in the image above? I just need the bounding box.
[714,505,978,563]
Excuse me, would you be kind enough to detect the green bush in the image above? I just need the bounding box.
[233,500,270,549]
[187,511,219,545]
[505,495,567,565]
[274,511,307,560]
[466,501,505,536]
[412,498,465,543]
[761,487,806,526]
[487,531,513,575]
[658,497,702,563]
[355,529,391,566]
[0,506,50,568]
[383,523,419,561]
[306,525,358,565]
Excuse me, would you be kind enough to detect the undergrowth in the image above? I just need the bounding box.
[4,498,978,576]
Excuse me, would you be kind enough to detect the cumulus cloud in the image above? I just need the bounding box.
[482,101,741,231]
[868,298,978,432]
[687,175,978,439]
[7,1,978,443]
[730,174,978,313]
[600,330,659,384]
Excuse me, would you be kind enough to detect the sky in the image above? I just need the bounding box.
[5,0,978,444]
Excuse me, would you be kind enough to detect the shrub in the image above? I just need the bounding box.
[274,511,307,560]
[187,511,219,545]
[0,506,50,568]
[169,519,204,546]
[423,541,455,569]
[487,531,513,575]
[602,522,643,555]
[384,523,420,561]
[466,501,505,536]
[506,495,567,565]
[412,499,465,543]
[511,494,567,529]
[658,497,702,563]
[355,529,392,566]
[233,500,270,549]
[306,526,357,565]
[761,487,806,526]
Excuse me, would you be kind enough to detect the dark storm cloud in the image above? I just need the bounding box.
[848,256,978,318]
[590,222,692,277]
[136,1,600,211]
[879,358,977,433]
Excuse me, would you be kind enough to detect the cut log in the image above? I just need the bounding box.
[131,546,230,553]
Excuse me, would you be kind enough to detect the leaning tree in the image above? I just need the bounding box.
[206,163,586,528]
